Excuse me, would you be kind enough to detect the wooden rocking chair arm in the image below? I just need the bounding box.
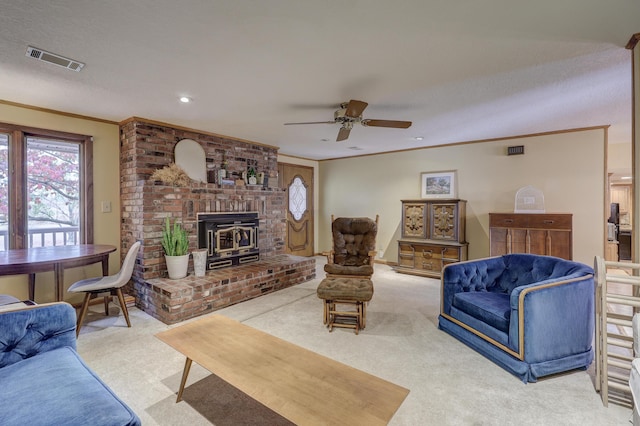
[322,250,335,264]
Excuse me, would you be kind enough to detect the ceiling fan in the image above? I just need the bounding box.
[284,99,412,141]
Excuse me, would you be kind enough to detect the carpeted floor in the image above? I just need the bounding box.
[76,257,632,425]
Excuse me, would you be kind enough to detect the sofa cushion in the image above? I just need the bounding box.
[0,346,140,426]
[452,292,511,333]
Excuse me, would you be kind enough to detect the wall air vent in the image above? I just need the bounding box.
[25,46,85,72]
[507,145,525,156]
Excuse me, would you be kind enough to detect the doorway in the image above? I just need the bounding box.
[278,162,314,257]
[606,141,633,261]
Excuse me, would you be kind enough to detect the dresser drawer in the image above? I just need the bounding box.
[527,214,571,230]
[413,244,443,260]
[414,245,443,273]
[398,242,417,268]
[489,214,529,228]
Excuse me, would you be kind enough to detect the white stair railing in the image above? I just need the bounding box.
[594,256,640,408]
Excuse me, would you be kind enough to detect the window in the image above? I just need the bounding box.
[288,176,307,221]
[0,123,93,251]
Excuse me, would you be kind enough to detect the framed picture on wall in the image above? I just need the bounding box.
[420,170,457,199]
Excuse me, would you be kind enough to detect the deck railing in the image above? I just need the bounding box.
[0,226,79,250]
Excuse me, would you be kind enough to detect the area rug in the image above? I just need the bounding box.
[180,373,294,426]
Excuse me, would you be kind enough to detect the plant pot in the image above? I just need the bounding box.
[165,254,189,279]
[248,176,257,185]
[192,249,207,277]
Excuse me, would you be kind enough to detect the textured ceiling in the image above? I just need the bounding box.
[0,1,638,160]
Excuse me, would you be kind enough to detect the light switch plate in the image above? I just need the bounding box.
[101,201,112,213]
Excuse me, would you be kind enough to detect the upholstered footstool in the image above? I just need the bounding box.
[317,277,374,334]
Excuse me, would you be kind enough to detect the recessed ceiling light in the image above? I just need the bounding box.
[414,136,424,141]
[179,96,192,103]
[320,138,330,142]
[621,176,633,180]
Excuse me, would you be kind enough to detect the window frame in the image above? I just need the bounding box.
[0,122,93,249]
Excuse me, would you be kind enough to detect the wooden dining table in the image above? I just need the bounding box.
[0,244,117,302]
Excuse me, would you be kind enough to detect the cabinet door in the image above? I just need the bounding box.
[489,228,545,256]
[546,230,572,259]
[611,185,631,214]
[402,203,427,239]
[430,203,458,240]
[489,228,508,256]
[527,229,547,255]
[509,229,529,254]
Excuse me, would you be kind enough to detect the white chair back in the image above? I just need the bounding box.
[113,241,141,287]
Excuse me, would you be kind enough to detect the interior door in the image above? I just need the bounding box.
[279,163,314,256]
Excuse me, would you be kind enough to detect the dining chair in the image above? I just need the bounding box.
[68,241,141,336]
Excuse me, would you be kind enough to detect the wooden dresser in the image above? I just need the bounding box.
[395,199,468,278]
[489,213,573,260]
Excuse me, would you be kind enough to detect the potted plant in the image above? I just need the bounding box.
[162,217,190,279]
[247,167,257,185]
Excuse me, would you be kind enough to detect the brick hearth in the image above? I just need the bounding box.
[135,254,315,324]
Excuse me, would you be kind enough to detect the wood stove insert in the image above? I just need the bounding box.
[197,212,259,270]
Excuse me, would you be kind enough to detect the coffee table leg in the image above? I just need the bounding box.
[176,357,193,403]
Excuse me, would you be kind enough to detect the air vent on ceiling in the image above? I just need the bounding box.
[25,46,85,72]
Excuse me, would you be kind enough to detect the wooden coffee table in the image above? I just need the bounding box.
[156,315,409,425]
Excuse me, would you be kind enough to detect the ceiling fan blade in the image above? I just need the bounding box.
[361,119,412,129]
[284,121,336,125]
[336,127,351,141]
[344,99,368,118]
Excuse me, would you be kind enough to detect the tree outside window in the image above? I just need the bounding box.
[26,137,80,247]
[0,125,92,251]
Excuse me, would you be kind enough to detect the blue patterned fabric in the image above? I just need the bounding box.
[0,303,141,425]
[439,254,595,382]
[0,302,76,368]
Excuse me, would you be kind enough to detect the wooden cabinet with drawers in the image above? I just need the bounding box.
[489,213,573,260]
[395,199,468,278]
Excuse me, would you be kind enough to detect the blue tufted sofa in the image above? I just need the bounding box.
[438,254,595,383]
[0,302,141,425]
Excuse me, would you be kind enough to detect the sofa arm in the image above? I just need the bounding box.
[508,274,595,360]
[441,256,507,315]
[0,302,77,369]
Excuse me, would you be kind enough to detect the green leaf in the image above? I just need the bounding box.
[161,217,189,256]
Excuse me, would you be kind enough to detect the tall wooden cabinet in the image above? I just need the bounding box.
[489,213,572,260]
[395,199,468,278]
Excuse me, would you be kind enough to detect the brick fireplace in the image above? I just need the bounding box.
[119,118,315,324]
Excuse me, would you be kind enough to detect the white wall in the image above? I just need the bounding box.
[318,128,606,266]
[609,142,632,172]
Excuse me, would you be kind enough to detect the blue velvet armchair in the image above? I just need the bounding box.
[438,254,595,383]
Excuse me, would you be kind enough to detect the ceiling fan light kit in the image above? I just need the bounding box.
[284,99,412,141]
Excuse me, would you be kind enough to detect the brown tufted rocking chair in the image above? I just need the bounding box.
[323,215,379,279]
